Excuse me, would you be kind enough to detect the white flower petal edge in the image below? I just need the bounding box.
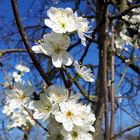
[32,44,44,53]
[52,53,62,68]
[46,85,68,103]
[54,100,85,131]
[74,61,94,82]
[60,51,73,66]
[15,64,30,73]
[32,32,73,68]
[44,7,77,33]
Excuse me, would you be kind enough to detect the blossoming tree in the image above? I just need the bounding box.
[0,0,140,140]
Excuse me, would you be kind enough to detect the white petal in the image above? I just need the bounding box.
[89,125,95,132]
[44,19,55,28]
[32,45,43,53]
[82,40,86,46]
[9,100,21,109]
[47,7,57,22]
[73,118,84,126]
[33,111,43,119]
[63,121,73,131]
[52,54,62,68]
[54,112,65,123]
[52,26,66,34]
[44,19,64,33]
[60,51,73,66]
[83,76,94,82]
[65,8,73,14]
[41,43,53,56]
[78,32,86,41]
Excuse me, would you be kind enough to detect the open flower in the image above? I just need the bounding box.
[8,108,35,129]
[29,94,55,121]
[79,104,96,132]
[7,82,34,109]
[32,32,73,68]
[2,105,14,116]
[54,100,84,131]
[61,126,93,140]
[12,72,22,82]
[46,85,69,103]
[15,64,30,73]
[74,61,94,82]
[47,118,64,140]
[74,13,92,46]
[44,7,77,33]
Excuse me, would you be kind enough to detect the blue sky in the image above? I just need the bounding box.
[0,0,139,139]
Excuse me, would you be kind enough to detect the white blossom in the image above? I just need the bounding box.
[54,100,84,131]
[44,7,77,33]
[47,118,64,140]
[7,82,34,109]
[8,108,35,128]
[12,72,22,82]
[116,93,122,103]
[78,104,96,132]
[46,85,69,103]
[74,61,94,82]
[74,13,92,46]
[61,126,93,140]
[122,7,140,24]
[15,64,30,73]
[29,94,55,121]
[32,32,73,68]
[2,105,14,116]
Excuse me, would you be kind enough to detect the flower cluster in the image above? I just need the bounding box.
[3,82,35,129]
[116,7,140,49]
[44,7,91,46]
[12,63,30,82]
[3,83,96,140]
[32,7,94,82]
[29,85,96,140]
[2,7,96,140]
[115,25,132,51]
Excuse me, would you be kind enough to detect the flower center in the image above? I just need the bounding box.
[71,131,79,138]
[56,134,63,140]
[40,105,52,113]
[66,111,74,119]
[60,23,66,29]
[20,93,27,99]
[54,46,63,54]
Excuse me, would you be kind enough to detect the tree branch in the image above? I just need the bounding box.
[109,25,115,139]
[0,49,26,56]
[115,52,140,75]
[110,123,140,140]
[11,0,51,87]
[109,3,140,21]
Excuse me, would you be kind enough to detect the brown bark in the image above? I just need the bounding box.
[11,0,51,87]
[109,25,115,139]
[94,1,109,140]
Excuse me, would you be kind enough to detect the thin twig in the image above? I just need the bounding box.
[109,3,140,21]
[110,123,140,140]
[115,65,129,94]
[119,106,139,123]
[0,49,26,56]
[0,63,13,89]
[23,106,49,133]
[115,52,140,75]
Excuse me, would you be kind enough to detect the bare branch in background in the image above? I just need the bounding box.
[11,0,51,87]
